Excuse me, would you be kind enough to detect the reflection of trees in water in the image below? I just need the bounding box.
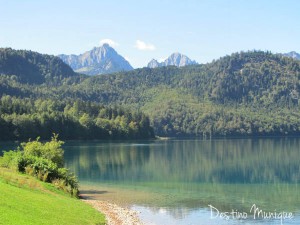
[150,138,300,183]
[65,138,300,183]
[65,143,151,181]
[64,139,300,215]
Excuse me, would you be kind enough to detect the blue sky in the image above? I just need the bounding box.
[1,0,300,68]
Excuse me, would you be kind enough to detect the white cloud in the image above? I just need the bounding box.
[135,40,156,51]
[100,39,119,48]
[158,57,167,63]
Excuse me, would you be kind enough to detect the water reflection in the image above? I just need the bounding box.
[64,138,300,184]
[64,138,300,223]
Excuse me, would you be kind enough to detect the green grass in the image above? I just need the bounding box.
[0,168,105,225]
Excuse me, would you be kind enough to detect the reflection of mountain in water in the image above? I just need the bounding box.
[64,138,300,184]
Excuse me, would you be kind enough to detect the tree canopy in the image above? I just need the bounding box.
[1,49,300,138]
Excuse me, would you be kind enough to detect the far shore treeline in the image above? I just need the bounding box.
[0,96,154,141]
[1,48,300,140]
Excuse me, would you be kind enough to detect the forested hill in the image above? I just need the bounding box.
[0,48,78,84]
[204,51,300,104]
[58,50,300,108]
[1,49,300,138]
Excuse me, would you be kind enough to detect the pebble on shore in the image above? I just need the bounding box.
[82,199,144,225]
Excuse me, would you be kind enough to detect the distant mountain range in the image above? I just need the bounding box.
[147,52,197,68]
[284,51,300,60]
[58,45,198,75]
[58,44,133,76]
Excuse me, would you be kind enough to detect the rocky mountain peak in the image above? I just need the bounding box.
[147,59,161,68]
[283,51,300,60]
[58,45,133,76]
[147,52,197,68]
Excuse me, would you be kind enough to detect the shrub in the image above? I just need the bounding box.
[18,155,58,181]
[0,135,79,197]
[0,150,22,169]
[16,152,78,196]
[22,134,64,167]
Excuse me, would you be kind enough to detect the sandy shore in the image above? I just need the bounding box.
[82,199,144,225]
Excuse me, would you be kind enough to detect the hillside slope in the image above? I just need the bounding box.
[2,50,300,137]
[0,48,76,84]
[0,168,105,225]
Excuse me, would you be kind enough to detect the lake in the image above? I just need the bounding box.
[62,138,300,225]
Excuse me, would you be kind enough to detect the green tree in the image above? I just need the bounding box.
[22,134,64,167]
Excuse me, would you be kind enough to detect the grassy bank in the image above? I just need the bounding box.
[0,167,105,225]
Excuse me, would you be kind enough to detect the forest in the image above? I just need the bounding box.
[1,48,300,139]
[0,96,154,140]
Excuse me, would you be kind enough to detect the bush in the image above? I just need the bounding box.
[0,135,79,197]
[22,134,64,167]
[0,150,22,169]
[17,155,57,180]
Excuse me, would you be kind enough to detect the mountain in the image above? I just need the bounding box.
[147,59,161,68]
[74,51,300,136]
[164,52,197,67]
[58,44,133,75]
[0,48,76,84]
[147,52,197,68]
[2,50,300,138]
[284,51,300,60]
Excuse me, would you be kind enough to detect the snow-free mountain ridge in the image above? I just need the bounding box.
[284,51,300,60]
[147,52,197,68]
[58,44,133,76]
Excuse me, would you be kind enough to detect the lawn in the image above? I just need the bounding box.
[0,168,105,225]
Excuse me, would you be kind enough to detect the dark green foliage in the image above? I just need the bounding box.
[0,95,154,141]
[0,48,78,84]
[1,49,300,137]
[204,51,300,105]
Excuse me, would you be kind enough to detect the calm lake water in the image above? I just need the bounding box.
[62,138,300,225]
[2,138,300,224]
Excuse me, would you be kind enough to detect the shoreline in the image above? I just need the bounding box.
[81,198,144,225]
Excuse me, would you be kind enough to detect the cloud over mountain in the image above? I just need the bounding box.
[135,40,156,51]
[100,39,119,48]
